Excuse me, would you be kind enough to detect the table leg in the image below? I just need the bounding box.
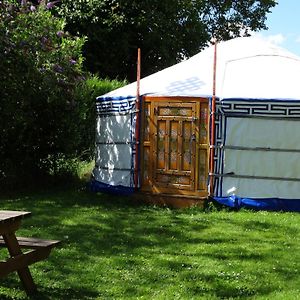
[3,232,37,295]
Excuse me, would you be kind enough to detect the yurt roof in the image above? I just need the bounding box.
[98,36,300,101]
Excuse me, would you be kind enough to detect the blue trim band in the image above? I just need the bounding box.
[222,98,300,103]
[89,179,134,196]
[213,195,300,212]
[96,95,135,102]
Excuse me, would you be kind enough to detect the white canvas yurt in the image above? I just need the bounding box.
[91,36,300,211]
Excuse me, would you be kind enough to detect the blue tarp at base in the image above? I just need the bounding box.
[89,179,134,196]
[214,195,300,212]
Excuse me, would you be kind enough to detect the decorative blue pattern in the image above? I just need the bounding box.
[96,96,136,115]
[210,98,223,196]
[218,99,300,117]
[213,99,300,196]
[92,96,139,194]
[213,98,300,211]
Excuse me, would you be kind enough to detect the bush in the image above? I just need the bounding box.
[73,75,127,159]
[0,1,127,188]
[0,1,86,186]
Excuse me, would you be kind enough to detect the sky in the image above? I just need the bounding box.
[258,0,300,56]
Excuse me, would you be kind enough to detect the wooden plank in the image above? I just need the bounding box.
[197,102,209,192]
[133,192,206,208]
[195,101,200,193]
[0,211,31,224]
[150,186,208,197]
[155,169,191,176]
[165,118,170,172]
[0,236,61,249]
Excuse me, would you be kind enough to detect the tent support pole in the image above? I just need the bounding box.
[209,40,217,196]
[134,48,141,189]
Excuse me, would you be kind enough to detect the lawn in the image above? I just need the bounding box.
[0,187,299,299]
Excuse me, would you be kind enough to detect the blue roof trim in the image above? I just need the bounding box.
[221,98,300,103]
[96,96,136,115]
[213,195,300,212]
[89,179,134,196]
[96,95,135,102]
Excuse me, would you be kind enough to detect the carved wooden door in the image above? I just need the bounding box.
[141,98,208,197]
[152,101,197,193]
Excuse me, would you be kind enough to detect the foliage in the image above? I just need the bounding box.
[0,189,299,299]
[56,0,277,81]
[38,75,126,181]
[0,1,126,187]
[0,1,87,185]
[201,0,277,40]
[38,153,85,180]
[73,75,127,159]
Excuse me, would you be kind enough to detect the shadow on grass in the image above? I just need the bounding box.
[1,276,98,300]
[0,187,299,299]
[32,289,97,300]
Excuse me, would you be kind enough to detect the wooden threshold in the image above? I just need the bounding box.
[133,192,207,208]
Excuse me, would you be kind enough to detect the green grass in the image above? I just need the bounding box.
[0,188,300,299]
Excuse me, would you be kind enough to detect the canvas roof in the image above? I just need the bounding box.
[99,36,300,101]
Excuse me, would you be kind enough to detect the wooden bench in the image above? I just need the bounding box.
[0,236,60,250]
[0,211,61,295]
[0,237,61,279]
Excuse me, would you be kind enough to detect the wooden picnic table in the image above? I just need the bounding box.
[0,210,60,295]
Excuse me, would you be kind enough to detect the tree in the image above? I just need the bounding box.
[57,0,277,81]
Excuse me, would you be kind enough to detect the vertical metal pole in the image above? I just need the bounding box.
[134,48,141,189]
[209,40,217,196]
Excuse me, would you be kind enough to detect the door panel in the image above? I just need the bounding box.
[153,102,196,192]
[141,97,208,197]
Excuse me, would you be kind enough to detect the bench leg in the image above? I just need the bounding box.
[3,232,37,295]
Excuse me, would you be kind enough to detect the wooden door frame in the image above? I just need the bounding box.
[140,96,209,198]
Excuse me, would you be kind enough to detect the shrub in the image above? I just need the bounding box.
[0,1,86,186]
[73,75,127,159]
[0,1,127,188]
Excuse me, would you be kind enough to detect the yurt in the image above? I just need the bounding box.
[91,36,300,211]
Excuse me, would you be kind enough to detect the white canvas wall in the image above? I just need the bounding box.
[222,117,300,198]
[93,113,135,187]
